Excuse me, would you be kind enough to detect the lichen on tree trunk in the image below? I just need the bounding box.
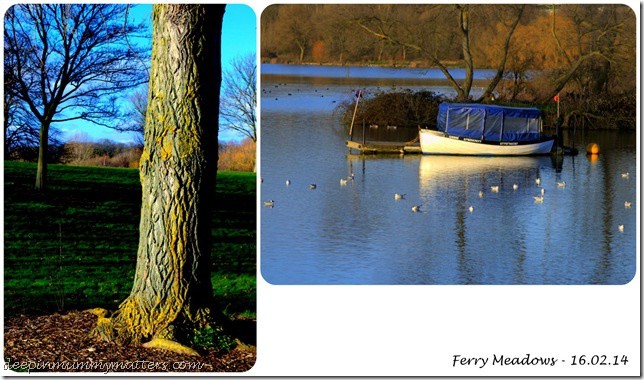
[94,4,225,349]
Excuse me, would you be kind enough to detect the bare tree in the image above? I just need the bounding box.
[4,4,149,190]
[273,5,316,62]
[542,4,633,102]
[220,54,257,142]
[129,88,147,136]
[113,85,148,142]
[3,30,39,158]
[4,86,39,159]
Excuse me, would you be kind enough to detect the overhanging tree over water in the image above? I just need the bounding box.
[351,4,525,101]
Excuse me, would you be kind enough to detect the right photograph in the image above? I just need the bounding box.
[260,4,637,285]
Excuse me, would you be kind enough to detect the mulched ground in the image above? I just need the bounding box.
[4,310,256,373]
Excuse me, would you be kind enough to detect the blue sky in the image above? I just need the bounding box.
[59,4,257,144]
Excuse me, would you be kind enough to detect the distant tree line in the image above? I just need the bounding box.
[263,4,635,129]
[58,133,142,168]
[8,134,255,172]
[219,138,256,172]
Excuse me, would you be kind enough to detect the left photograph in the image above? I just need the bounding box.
[4,4,257,373]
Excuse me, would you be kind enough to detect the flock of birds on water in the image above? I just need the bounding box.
[262,83,338,103]
[263,170,633,234]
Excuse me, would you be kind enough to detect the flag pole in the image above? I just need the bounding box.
[349,89,362,137]
[556,92,560,119]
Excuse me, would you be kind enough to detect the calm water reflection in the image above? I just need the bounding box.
[260,65,637,285]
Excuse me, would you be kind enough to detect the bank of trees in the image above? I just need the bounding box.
[59,134,141,168]
[263,4,635,128]
[262,5,634,83]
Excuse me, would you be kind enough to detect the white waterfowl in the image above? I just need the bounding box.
[490,186,499,193]
[541,188,546,196]
[533,195,544,203]
[340,178,348,186]
[394,193,406,200]
[263,200,275,207]
[411,205,421,213]
[285,179,291,186]
[556,181,566,188]
[618,224,624,232]
[513,183,519,190]
[468,205,474,213]
[624,201,632,208]
[621,172,630,179]
[535,178,541,186]
[478,191,484,198]
[310,183,317,189]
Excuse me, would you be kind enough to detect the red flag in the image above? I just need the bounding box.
[554,94,560,102]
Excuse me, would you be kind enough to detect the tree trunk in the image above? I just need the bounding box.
[297,42,305,62]
[35,121,50,191]
[457,5,474,99]
[4,104,10,160]
[104,4,224,347]
[511,73,521,100]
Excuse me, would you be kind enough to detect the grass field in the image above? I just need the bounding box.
[4,161,256,319]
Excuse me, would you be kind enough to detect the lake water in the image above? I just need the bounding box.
[260,64,637,285]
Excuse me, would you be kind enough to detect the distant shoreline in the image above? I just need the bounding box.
[260,58,474,70]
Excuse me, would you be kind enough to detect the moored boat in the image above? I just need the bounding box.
[420,103,555,156]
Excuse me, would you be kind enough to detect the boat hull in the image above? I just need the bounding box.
[419,129,555,156]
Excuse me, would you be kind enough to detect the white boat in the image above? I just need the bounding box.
[420,103,555,156]
[420,129,555,155]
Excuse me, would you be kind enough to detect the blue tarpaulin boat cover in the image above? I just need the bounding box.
[437,103,542,142]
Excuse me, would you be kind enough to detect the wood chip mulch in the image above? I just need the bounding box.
[4,310,256,373]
